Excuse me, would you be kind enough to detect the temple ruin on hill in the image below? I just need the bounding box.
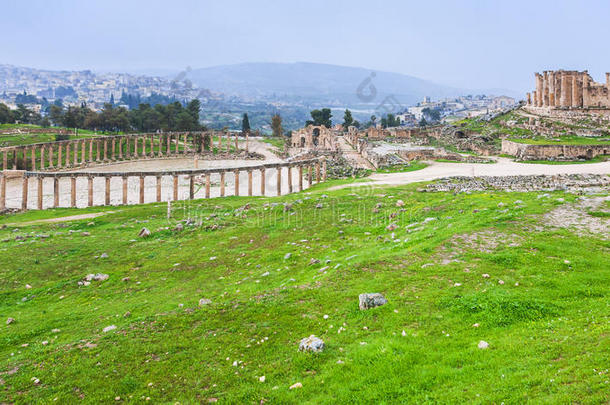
[526,70,610,109]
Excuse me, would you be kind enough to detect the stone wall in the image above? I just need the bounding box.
[502,140,609,160]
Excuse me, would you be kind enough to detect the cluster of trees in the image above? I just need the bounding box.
[306,108,332,128]
[0,100,203,133]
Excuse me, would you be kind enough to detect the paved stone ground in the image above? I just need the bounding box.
[330,157,610,190]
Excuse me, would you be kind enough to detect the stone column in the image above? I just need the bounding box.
[158,135,163,157]
[40,147,45,170]
[572,73,582,108]
[37,177,43,210]
[173,175,179,201]
[53,178,59,208]
[247,170,252,196]
[81,140,86,163]
[49,146,54,168]
[205,173,211,198]
[606,73,610,106]
[166,134,171,154]
[535,73,543,106]
[527,93,531,105]
[2,151,7,170]
[89,140,94,162]
[103,139,108,161]
[298,165,303,192]
[220,172,225,197]
[134,137,139,158]
[122,176,128,205]
[0,174,5,210]
[118,138,123,160]
[96,141,101,162]
[111,138,116,160]
[30,147,36,170]
[308,165,313,187]
[156,175,162,202]
[65,143,70,166]
[72,142,77,166]
[234,169,239,196]
[189,175,194,199]
[315,162,321,183]
[70,176,76,207]
[234,133,238,151]
[287,166,293,193]
[88,176,94,207]
[322,159,327,181]
[260,168,265,196]
[183,134,187,154]
[542,72,548,106]
[105,177,111,205]
[21,175,28,210]
[245,132,249,153]
[560,73,569,107]
[139,176,145,204]
[276,167,281,196]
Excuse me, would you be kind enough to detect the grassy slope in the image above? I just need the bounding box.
[509,136,610,146]
[0,182,608,403]
[0,124,116,147]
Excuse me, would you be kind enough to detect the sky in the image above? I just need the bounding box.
[3,0,610,93]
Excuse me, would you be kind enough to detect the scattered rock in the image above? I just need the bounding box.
[396,200,405,207]
[289,382,303,390]
[103,325,117,333]
[199,298,212,306]
[386,223,398,231]
[6,317,14,325]
[482,273,490,278]
[84,273,109,282]
[298,335,325,353]
[138,228,151,238]
[100,253,109,259]
[315,203,323,209]
[259,375,266,382]
[284,253,292,260]
[478,340,489,349]
[358,293,388,310]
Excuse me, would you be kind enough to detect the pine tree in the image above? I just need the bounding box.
[271,114,283,137]
[342,109,354,130]
[242,113,251,134]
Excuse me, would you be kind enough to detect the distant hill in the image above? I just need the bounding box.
[185,62,518,108]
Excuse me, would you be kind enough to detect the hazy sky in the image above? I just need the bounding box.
[4,0,610,92]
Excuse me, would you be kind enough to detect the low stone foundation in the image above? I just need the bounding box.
[502,140,609,160]
[421,174,610,193]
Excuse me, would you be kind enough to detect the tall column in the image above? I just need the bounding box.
[220,172,225,197]
[122,176,128,205]
[560,72,569,107]
[37,177,43,210]
[105,177,111,205]
[156,175,162,202]
[103,139,108,161]
[245,132,249,153]
[542,72,548,106]
[70,176,76,208]
[189,175,194,199]
[287,166,293,193]
[298,165,303,192]
[139,176,145,204]
[173,175,179,201]
[205,173,211,198]
[234,169,239,196]
[308,165,313,187]
[73,142,77,165]
[572,73,582,108]
[53,178,59,208]
[0,174,5,210]
[89,140,94,162]
[260,168,265,196]
[40,147,45,170]
[276,167,281,196]
[31,147,36,170]
[21,175,28,210]
[118,138,123,160]
[606,73,610,106]
[96,140,101,162]
[49,146,54,168]
[88,176,94,207]
[81,140,86,163]
[582,72,590,107]
[111,138,116,160]
[322,159,327,181]
[247,170,252,196]
[535,73,543,106]
[2,150,7,170]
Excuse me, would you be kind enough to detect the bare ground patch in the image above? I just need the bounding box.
[543,196,609,239]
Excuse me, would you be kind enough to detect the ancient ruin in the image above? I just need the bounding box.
[290,125,338,151]
[526,70,610,109]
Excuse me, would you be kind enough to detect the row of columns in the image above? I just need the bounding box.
[0,132,249,171]
[1,161,326,211]
[528,70,610,109]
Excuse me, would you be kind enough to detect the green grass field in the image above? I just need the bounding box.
[0,180,608,403]
[509,136,610,146]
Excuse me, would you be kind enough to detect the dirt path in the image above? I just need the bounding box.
[329,157,610,190]
[4,211,116,226]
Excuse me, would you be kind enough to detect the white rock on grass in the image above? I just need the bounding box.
[289,382,303,389]
[358,293,388,310]
[84,273,109,282]
[299,335,325,352]
[138,228,151,238]
[103,325,117,333]
[199,298,212,306]
[478,340,489,349]
[6,317,15,325]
